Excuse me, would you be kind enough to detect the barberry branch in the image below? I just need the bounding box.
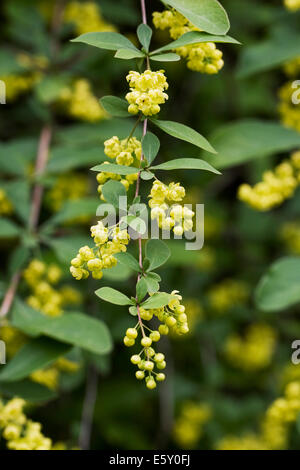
[79,365,98,450]
[0,124,52,319]
[135,0,149,343]
[29,124,53,231]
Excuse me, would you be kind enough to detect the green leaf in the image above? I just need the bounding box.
[0,338,70,382]
[2,180,31,223]
[102,180,127,208]
[164,0,230,35]
[136,278,148,302]
[48,145,107,173]
[145,239,170,271]
[0,138,37,176]
[0,218,20,239]
[142,131,160,165]
[91,163,139,175]
[150,53,181,62]
[114,252,141,272]
[141,292,174,310]
[127,217,147,235]
[12,302,112,355]
[137,24,152,52]
[95,287,134,306]
[35,76,70,104]
[71,31,139,52]
[151,119,216,154]
[0,380,57,403]
[49,235,91,264]
[129,306,138,316]
[150,157,220,174]
[206,120,300,169]
[152,31,240,54]
[115,48,145,59]
[100,96,131,117]
[255,257,300,312]
[237,30,300,79]
[141,170,155,180]
[9,246,30,277]
[43,198,99,228]
[144,273,160,293]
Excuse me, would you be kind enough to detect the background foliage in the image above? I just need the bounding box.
[1,0,300,451]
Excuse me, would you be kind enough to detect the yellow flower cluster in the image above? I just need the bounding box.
[126,70,169,116]
[224,323,277,371]
[70,222,130,280]
[284,57,300,77]
[216,433,267,451]
[30,368,59,390]
[153,10,224,74]
[96,136,140,199]
[278,81,300,132]
[149,180,195,235]
[0,398,52,450]
[0,322,26,358]
[280,221,300,255]
[0,73,40,102]
[261,380,300,449]
[46,173,89,212]
[0,189,13,215]
[58,79,107,122]
[208,279,249,313]
[173,402,212,448]
[126,291,189,389]
[17,53,49,71]
[238,151,300,211]
[218,376,300,450]
[64,1,116,35]
[284,0,300,11]
[30,357,80,390]
[24,260,81,317]
[181,299,203,331]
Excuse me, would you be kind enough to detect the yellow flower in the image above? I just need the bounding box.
[284,0,300,11]
[30,368,59,390]
[224,323,277,371]
[149,180,194,235]
[70,223,131,281]
[0,73,41,101]
[153,10,224,74]
[0,189,13,215]
[238,151,300,211]
[126,70,169,116]
[278,81,300,133]
[46,173,89,212]
[208,279,249,313]
[216,433,267,450]
[58,79,107,122]
[284,56,300,77]
[174,402,212,448]
[64,1,116,35]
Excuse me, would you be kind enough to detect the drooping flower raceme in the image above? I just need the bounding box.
[64,1,116,35]
[153,10,224,74]
[96,136,140,200]
[0,398,52,450]
[278,81,300,132]
[124,290,189,389]
[126,70,169,116]
[238,151,300,211]
[149,180,195,235]
[70,222,130,281]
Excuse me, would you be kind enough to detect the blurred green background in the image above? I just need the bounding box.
[1,0,300,451]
